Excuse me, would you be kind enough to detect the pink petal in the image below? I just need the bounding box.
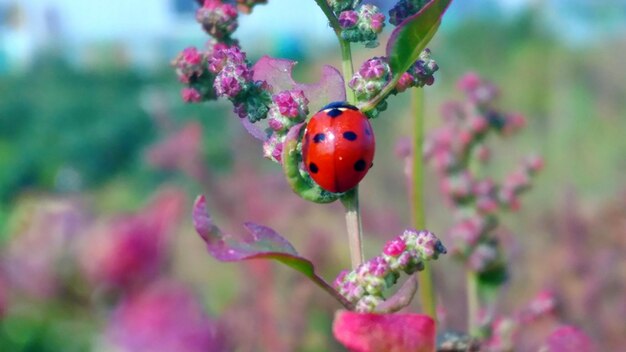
[333,310,435,352]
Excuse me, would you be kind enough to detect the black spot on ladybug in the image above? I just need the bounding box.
[343,131,357,141]
[327,109,343,118]
[370,162,374,168]
[321,101,359,111]
[365,128,371,136]
[309,162,319,174]
[313,133,326,143]
[354,159,366,172]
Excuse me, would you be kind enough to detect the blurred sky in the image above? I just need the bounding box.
[5,0,625,44]
[2,0,625,71]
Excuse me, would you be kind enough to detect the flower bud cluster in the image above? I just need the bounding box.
[498,156,543,210]
[389,0,428,26]
[349,50,438,118]
[333,229,446,312]
[349,57,391,102]
[196,0,239,39]
[327,0,352,13]
[395,49,438,92]
[484,291,558,350]
[236,0,267,14]
[172,45,218,102]
[173,41,273,123]
[262,90,310,163]
[424,73,542,276]
[339,5,386,45]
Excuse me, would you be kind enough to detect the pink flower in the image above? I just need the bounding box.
[146,122,203,173]
[333,311,435,352]
[542,326,594,352]
[3,197,89,298]
[181,47,203,66]
[104,280,227,352]
[383,238,406,257]
[79,188,185,290]
[182,87,202,103]
[359,57,388,80]
[339,10,359,28]
[457,72,481,92]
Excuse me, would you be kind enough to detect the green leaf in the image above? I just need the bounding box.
[386,0,453,77]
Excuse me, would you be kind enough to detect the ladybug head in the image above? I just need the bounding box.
[319,101,359,112]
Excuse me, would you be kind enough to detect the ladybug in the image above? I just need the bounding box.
[302,101,375,193]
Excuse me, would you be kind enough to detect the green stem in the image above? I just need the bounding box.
[315,0,362,271]
[310,271,356,310]
[340,39,356,104]
[341,188,364,269]
[313,0,342,35]
[412,88,437,320]
[313,0,355,104]
[467,270,479,336]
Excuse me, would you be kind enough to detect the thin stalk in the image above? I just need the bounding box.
[340,39,356,103]
[467,270,479,336]
[359,73,402,113]
[341,188,364,269]
[311,272,356,310]
[412,88,437,320]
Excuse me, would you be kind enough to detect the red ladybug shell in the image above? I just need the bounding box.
[302,102,375,193]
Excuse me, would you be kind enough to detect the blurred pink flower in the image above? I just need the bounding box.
[104,280,227,352]
[541,326,594,352]
[333,310,435,352]
[3,197,89,298]
[79,188,185,290]
[146,122,203,173]
[0,274,7,317]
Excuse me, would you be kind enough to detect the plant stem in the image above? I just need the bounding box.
[359,73,402,113]
[310,271,356,310]
[412,88,437,320]
[467,270,479,336]
[340,39,356,103]
[314,0,363,272]
[341,188,364,269]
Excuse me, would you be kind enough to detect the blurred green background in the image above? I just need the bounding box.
[1,0,625,351]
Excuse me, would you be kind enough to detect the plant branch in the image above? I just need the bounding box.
[313,0,342,36]
[359,73,402,113]
[310,272,356,310]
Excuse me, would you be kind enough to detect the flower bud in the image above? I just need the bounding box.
[196,0,238,39]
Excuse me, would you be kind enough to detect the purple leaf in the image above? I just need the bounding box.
[192,195,354,309]
[252,56,346,112]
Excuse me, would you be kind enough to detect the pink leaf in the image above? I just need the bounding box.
[192,195,354,309]
[333,310,436,352]
[252,56,346,112]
